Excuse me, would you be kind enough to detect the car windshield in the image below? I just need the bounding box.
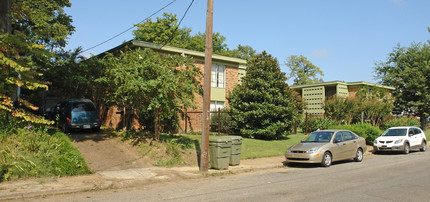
[72,102,96,112]
[303,132,334,143]
[381,129,407,136]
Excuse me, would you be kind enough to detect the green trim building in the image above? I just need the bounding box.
[100,40,247,131]
[291,81,395,115]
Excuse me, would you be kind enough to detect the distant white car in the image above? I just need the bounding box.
[373,126,427,154]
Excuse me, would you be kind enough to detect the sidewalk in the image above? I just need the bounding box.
[0,148,375,201]
[0,156,286,201]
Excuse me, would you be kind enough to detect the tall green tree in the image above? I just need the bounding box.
[133,12,252,58]
[100,48,201,140]
[230,44,257,61]
[133,13,190,48]
[285,55,324,85]
[0,0,74,124]
[228,51,301,140]
[374,42,430,129]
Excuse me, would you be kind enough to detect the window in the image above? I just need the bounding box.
[211,64,225,88]
[210,101,225,112]
[343,132,354,141]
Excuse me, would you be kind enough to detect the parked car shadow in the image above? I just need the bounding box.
[283,159,357,168]
[372,150,420,155]
[67,129,116,143]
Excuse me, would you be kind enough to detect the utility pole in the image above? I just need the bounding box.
[200,0,214,172]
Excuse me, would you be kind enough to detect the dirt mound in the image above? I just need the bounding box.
[69,131,154,172]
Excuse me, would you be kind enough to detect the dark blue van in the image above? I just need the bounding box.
[57,99,101,132]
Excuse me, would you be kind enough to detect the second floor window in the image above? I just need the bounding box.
[211,64,225,88]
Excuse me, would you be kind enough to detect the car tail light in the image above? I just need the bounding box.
[66,117,71,123]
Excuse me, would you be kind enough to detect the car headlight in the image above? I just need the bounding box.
[374,140,378,144]
[287,147,292,153]
[306,148,319,153]
[394,139,403,144]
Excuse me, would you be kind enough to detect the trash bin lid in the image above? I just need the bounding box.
[209,136,232,143]
[229,135,242,143]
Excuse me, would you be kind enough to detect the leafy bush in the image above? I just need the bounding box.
[210,109,232,134]
[382,117,421,130]
[0,123,91,181]
[329,123,383,144]
[300,116,336,132]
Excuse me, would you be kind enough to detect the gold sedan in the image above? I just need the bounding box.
[285,130,367,167]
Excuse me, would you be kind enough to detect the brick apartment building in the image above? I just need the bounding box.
[290,81,395,116]
[101,40,247,132]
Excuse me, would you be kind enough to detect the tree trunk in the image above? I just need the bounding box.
[123,106,127,131]
[154,108,159,141]
[420,114,430,130]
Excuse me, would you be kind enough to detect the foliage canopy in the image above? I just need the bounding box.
[374,42,430,128]
[228,51,302,140]
[285,55,324,85]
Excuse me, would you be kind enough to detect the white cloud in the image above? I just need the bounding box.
[311,49,330,58]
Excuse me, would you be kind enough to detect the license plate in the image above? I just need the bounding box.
[83,125,91,129]
[382,145,387,147]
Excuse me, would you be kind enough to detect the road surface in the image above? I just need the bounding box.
[32,150,430,201]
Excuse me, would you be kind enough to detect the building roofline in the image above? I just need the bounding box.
[346,81,396,90]
[99,40,247,68]
[290,80,395,90]
[290,81,347,89]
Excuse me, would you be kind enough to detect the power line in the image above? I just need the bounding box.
[161,0,195,48]
[81,0,177,53]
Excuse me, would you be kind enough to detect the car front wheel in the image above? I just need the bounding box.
[321,152,332,167]
[354,148,363,162]
[403,143,410,154]
[420,141,426,152]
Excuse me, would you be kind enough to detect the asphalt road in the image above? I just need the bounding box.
[33,150,430,202]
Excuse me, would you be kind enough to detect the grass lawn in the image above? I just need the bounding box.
[180,132,307,160]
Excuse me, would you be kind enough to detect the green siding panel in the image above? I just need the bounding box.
[211,88,225,101]
[302,86,325,115]
[336,84,349,98]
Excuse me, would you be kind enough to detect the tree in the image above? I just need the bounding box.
[228,51,301,140]
[133,13,189,48]
[324,96,358,125]
[285,55,324,85]
[133,12,251,58]
[374,42,430,129]
[355,87,394,126]
[0,0,74,125]
[230,44,257,61]
[100,48,201,140]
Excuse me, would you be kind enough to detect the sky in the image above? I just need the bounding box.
[64,0,430,85]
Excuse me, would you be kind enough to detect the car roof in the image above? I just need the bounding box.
[313,129,351,132]
[388,126,421,129]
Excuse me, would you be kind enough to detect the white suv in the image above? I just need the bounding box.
[374,126,427,154]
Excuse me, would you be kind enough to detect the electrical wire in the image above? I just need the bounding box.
[161,0,195,48]
[81,0,177,53]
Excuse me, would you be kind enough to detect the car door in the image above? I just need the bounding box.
[331,132,348,161]
[408,128,419,147]
[411,128,422,147]
[342,131,359,158]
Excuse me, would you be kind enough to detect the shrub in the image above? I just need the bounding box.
[0,124,91,181]
[382,117,421,130]
[300,116,336,132]
[210,109,232,134]
[329,123,382,144]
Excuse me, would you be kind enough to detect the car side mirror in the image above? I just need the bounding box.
[334,139,341,143]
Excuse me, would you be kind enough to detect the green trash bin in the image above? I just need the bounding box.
[229,136,242,166]
[209,137,232,170]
